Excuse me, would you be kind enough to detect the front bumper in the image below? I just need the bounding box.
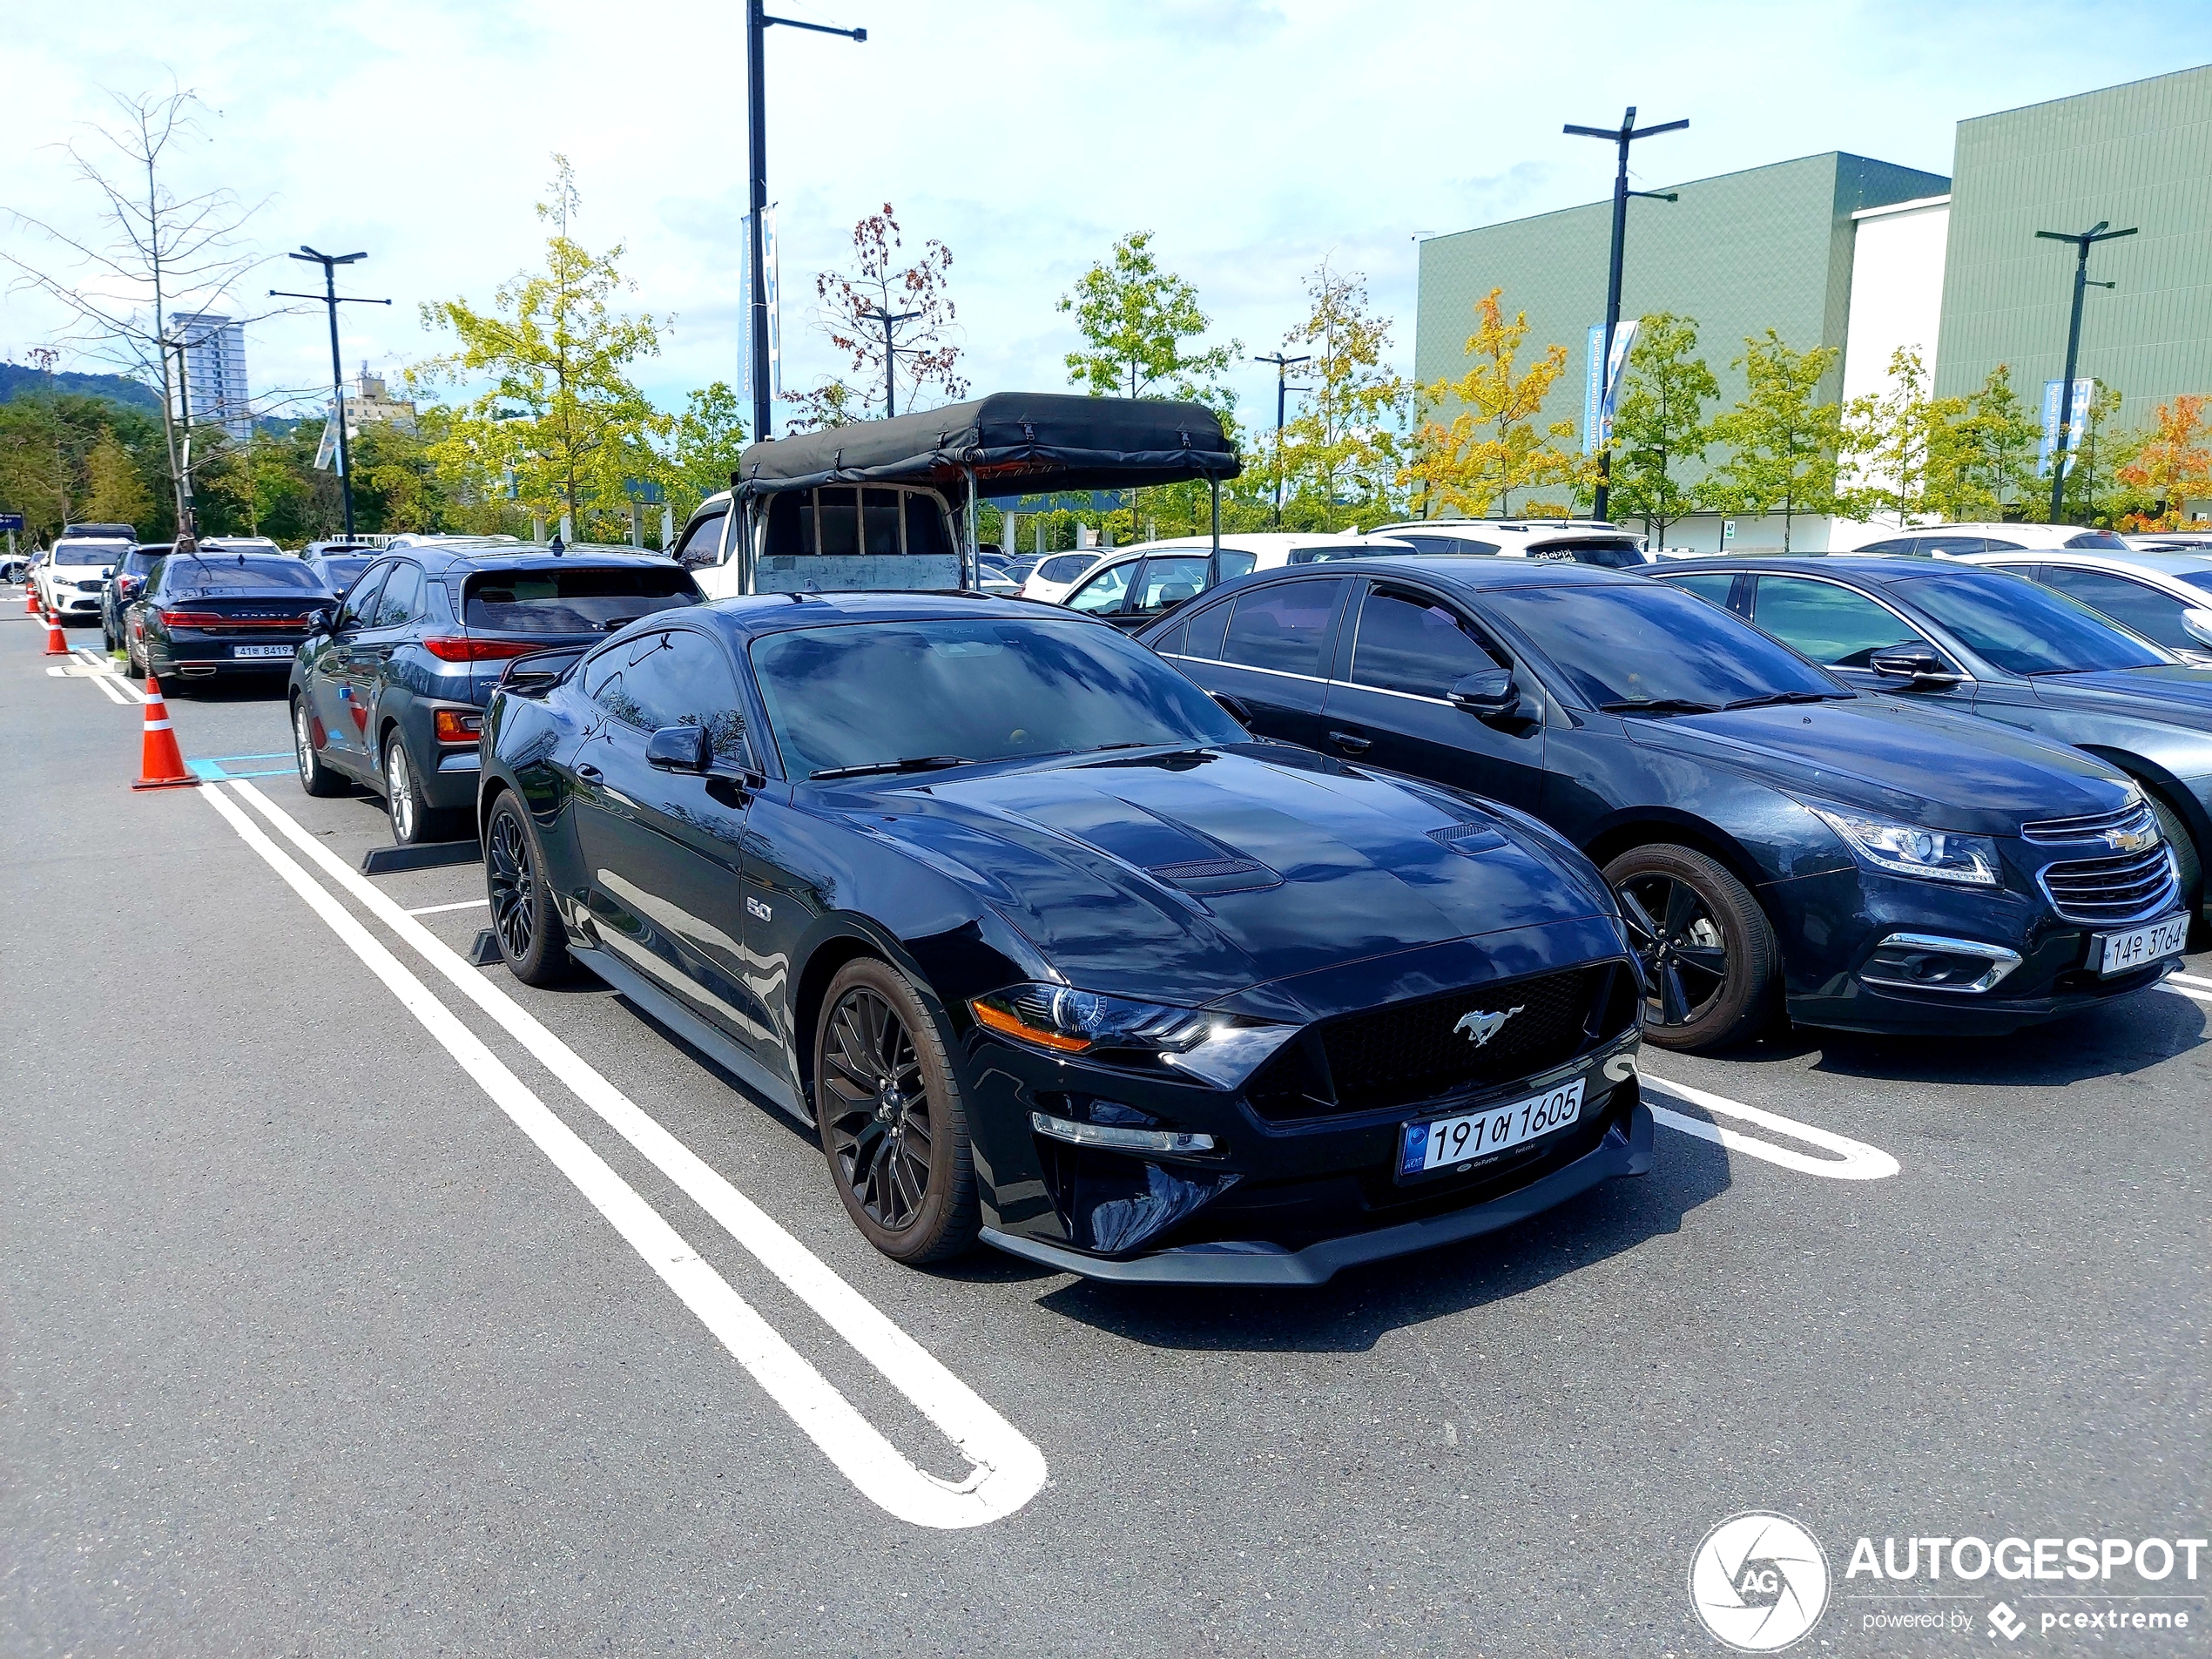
[982,1100,1653,1285]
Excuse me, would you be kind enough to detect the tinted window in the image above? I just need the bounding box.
[750,618,1243,777]
[597,630,752,759]
[1286,543,1363,564]
[1480,581,1841,710]
[674,509,727,569]
[464,566,701,635]
[1066,562,1132,614]
[1171,598,1231,661]
[1533,537,1646,569]
[1666,571,1737,609]
[1981,539,2025,551]
[2034,567,2197,649]
[1920,535,1987,556]
[373,563,424,627]
[1038,554,1095,583]
[1351,588,1505,697]
[336,565,390,631]
[1406,534,1498,556]
[903,493,952,557]
[1217,550,1257,578]
[1751,576,1928,667]
[2064,530,2131,550]
[1856,537,1917,555]
[1221,579,1343,676]
[315,555,374,593]
[1888,570,2167,674]
[161,556,325,595]
[1135,556,1211,614]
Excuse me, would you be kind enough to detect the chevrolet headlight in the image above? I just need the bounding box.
[1809,806,2000,887]
[969,983,1295,1089]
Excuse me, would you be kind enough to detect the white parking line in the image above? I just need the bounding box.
[2159,981,2212,1005]
[225,779,1048,1529]
[406,898,489,915]
[86,671,129,705]
[1642,1070,1900,1181]
[2175,971,2212,989]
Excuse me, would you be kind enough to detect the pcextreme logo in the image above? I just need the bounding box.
[1689,1511,1831,1652]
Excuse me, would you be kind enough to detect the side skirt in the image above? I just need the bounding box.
[571,944,814,1129]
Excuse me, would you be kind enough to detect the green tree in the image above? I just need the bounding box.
[668,381,749,520]
[1406,287,1582,517]
[1708,331,1842,552]
[2054,384,2128,527]
[1261,260,1406,531]
[1606,313,1718,546]
[413,155,670,540]
[1058,231,1238,403]
[1951,364,2041,519]
[85,427,154,525]
[1841,347,1968,526]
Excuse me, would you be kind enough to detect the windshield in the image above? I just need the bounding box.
[1889,570,2168,674]
[316,556,374,586]
[2183,571,2212,595]
[162,557,326,593]
[52,543,127,567]
[464,566,700,634]
[1480,581,1844,710]
[750,617,1245,778]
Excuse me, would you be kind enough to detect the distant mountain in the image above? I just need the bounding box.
[0,361,163,414]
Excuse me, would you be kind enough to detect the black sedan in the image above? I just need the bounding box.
[100,543,168,652]
[1136,560,2185,1051]
[122,549,333,689]
[476,593,1650,1285]
[1650,557,2212,926]
[291,547,702,845]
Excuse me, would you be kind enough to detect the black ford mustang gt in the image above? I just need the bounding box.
[477,592,1650,1285]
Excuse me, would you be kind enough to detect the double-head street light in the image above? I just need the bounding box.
[747,2,867,443]
[1253,352,1311,527]
[271,246,391,536]
[857,305,921,418]
[1565,106,1687,523]
[2035,219,2137,522]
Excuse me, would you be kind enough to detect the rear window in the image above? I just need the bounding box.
[2063,530,2131,550]
[1037,554,1095,583]
[162,557,325,593]
[463,566,701,635]
[1528,537,1646,569]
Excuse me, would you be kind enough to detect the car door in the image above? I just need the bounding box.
[569,628,772,1044]
[308,561,391,768]
[1193,576,1348,750]
[1317,579,1548,808]
[1123,554,1214,631]
[351,561,424,761]
[1745,572,1977,710]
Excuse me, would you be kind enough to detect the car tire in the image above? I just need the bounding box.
[813,958,980,1266]
[485,793,573,987]
[125,635,145,679]
[2147,794,2204,929]
[1604,843,1781,1054]
[382,731,460,845]
[293,698,347,798]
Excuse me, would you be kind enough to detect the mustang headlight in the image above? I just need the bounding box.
[1808,805,2000,887]
[969,982,1295,1089]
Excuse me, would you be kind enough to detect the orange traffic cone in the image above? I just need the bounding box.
[24,583,36,617]
[131,675,197,792]
[44,610,69,656]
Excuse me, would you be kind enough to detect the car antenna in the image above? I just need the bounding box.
[548,530,564,557]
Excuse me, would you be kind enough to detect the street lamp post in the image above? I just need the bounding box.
[1565,105,1686,523]
[746,1,867,443]
[2034,219,2136,523]
[858,305,921,418]
[1253,352,1311,527]
[271,247,391,536]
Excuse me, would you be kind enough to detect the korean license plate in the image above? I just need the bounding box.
[1399,1077,1585,1180]
[232,643,293,659]
[2095,913,2188,976]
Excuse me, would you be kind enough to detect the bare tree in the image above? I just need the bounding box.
[797,204,967,423]
[0,85,269,536]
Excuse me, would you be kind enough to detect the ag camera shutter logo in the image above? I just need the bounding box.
[1689,1511,1831,1651]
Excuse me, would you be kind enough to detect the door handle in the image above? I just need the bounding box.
[1328,730,1372,753]
[577,764,603,783]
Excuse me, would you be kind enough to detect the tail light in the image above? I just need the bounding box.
[434,709,485,745]
[422,637,539,663]
[158,610,226,629]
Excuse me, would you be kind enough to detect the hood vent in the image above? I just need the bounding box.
[1427,822,1508,854]
[1146,856,1280,896]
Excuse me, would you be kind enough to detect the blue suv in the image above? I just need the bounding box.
[288,547,704,843]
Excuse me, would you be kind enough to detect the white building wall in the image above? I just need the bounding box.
[1840,195,1950,405]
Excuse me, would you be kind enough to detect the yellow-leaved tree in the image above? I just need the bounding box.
[1404,288,1583,517]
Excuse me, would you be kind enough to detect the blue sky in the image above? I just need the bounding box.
[4,1,2208,435]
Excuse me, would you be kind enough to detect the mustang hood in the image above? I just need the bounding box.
[1621,698,2132,833]
[834,746,1615,1006]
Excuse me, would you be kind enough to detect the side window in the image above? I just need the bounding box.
[1979,560,2041,580]
[673,509,728,569]
[336,563,392,631]
[1855,536,1916,555]
[2035,567,2195,649]
[1163,598,1231,660]
[1666,572,1738,610]
[1038,554,1093,583]
[1135,556,1212,615]
[1349,586,1507,698]
[1751,576,1927,668]
[903,492,953,558]
[1220,578,1345,676]
[1217,550,1257,578]
[1066,562,1133,615]
[1920,535,1988,556]
[373,563,423,627]
[616,631,754,760]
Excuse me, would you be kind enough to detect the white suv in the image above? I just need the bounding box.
[1366,519,1650,567]
[38,536,133,624]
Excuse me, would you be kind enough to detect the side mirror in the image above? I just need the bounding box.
[646,724,711,772]
[102,566,116,578]
[308,607,336,636]
[1209,690,1255,728]
[1868,646,1959,685]
[1447,669,1519,716]
[2181,607,2212,651]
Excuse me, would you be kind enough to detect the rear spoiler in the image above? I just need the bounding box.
[496,645,588,697]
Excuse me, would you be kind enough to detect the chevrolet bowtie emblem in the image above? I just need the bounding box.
[2102,826,2154,853]
[1453,1006,1524,1047]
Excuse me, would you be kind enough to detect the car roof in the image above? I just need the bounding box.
[1240,554,1645,593]
[1646,555,1994,584]
[1977,547,2212,576]
[400,545,685,575]
[689,589,1096,642]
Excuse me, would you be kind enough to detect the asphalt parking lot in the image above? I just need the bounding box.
[6,604,2207,1657]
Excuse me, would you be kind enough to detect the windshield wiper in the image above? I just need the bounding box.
[809,755,971,780]
[1598,698,1722,716]
[1722,690,1851,710]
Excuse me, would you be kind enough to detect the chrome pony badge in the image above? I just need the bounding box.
[1453,1005,1524,1047]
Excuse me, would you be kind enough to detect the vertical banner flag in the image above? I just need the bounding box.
[2039,378,2094,475]
[1583,321,1641,452]
[1582,325,1606,454]
[1600,320,1640,448]
[736,212,756,415]
[764,203,782,400]
[313,402,340,472]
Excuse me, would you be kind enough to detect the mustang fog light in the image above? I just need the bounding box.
[1029,1112,1216,1155]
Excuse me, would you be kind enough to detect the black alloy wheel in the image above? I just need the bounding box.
[485,795,571,986]
[1603,843,1780,1054]
[814,959,978,1264]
